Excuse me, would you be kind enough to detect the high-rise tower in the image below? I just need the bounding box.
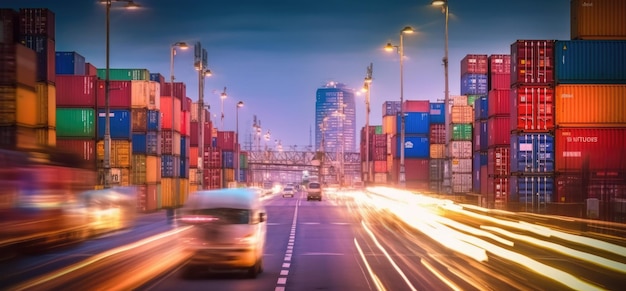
[315,82,356,154]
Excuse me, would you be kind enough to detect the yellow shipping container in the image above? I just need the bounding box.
[430,144,445,159]
[131,154,161,184]
[161,177,175,208]
[180,178,189,205]
[382,115,396,135]
[0,125,37,149]
[98,167,130,187]
[35,82,56,127]
[36,126,56,147]
[222,168,235,185]
[556,84,626,127]
[97,140,131,168]
[189,168,198,184]
[0,85,37,127]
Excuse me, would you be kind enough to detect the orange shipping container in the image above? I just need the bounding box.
[136,183,159,212]
[382,115,396,135]
[0,85,37,126]
[131,154,161,184]
[556,84,626,126]
[160,177,175,208]
[35,82,56,127]
[96,140,131,168]
[430,144,445,159]
[189,146,199,167]
[373,160,387,173]
[131,80,160,110]
[571,0,626,40]
[451,106,474,124]
[36,126,56,147]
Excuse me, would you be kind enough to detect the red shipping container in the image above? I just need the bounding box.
[489,74,511,91]
[162,82,186,99]
[555,128,626,173]
[203,146,222,169]
[487,177,509,204]
[487,116,510,147]
[160,96,181,131]
[217,131,236,151]
[0,43,37,89]
[56,139,97,165]
[487,89,511,117]
[488,146,510,177]
[180,111,190,137]
[189,121,212,147]
[511,85,554,131]
[0,9,18,44]
[511,40,555,86]
[374,160,387,173]
[373,134,386,148]
[56,75,97,107]
[189,146,198,167]
[182,96,192,112]
[480,165,488,195]
[136,183,158,212]
[403,100,429,113]
[96,80,131,108]
[461,54,488,75]
[488,54,511,74]
[203,168,222,190]
[373,147,386,161]
[391,158,429,180]
[429,124,445,144]
[85,62,97,76]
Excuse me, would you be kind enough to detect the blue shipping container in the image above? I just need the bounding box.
[477,120,488,152]
[461,74,488,95]
[474,96,488,121]
[147,110,160,131]
[429,102,445,124]
[383,101,401,117]
[222,150,235,168]
[97,109,132,139]
[395,135,429,158]
[211,137,218,147]
[397,112,430,135]
[510,133,555,173]
[149,73,164,82]
[180,136,188,158]
[509,176,553,204]
[555,40,626,84]
[20,35,54,82]
[238,168,247,182]
[132,132,159,155]
[180,157,189,178]
[55,51,86,75]
[473,152,486,194]
[161,155,180,177]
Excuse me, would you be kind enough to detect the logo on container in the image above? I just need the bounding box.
[566,136,598,142]
[561,93,574,98]
[582,2,593,7]
[404,141,413,149]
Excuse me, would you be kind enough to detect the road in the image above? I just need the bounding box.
[2,187,626,291]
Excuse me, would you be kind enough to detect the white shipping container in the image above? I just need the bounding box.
[131,80,160,110]
[450,141,472,158]
[430,144,445,159]
[451,106,474,123]
[451,158,472,173]
[452,95,468,106]
[451,173,472,193]
[189,168,198,184]
[374,173,387,184]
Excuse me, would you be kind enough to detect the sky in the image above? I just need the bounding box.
[8,0,571,150]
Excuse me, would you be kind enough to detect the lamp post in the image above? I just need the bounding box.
[432,0,450,194]
[102,0,139,189]
[385,26,414,188]
[236,101,244,184]
[169,41,188,208]
[363,63,373,185]
[195,46,212,190]
[220,87,227,129]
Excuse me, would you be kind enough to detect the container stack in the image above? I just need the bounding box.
[20,8,57,148]
[129,74,162,212]
[388,100,430,190]
[472,96,488,195]
[509,40,556,212]
[449,95,474,193]
[218,130,237,188]
[239,151,249,184]
[159,81,184,207]
[485,54,512,208]
[359,125,384,183]
[189,102,213,191]
[554,9,626,220]
[428,102,446,193]
[179,96,192,197]
[381,101,400,184]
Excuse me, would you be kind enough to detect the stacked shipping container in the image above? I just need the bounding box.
[429,102,445,193]
[359,125,386,184]
[159,81,185,207]
[509,40,556,212]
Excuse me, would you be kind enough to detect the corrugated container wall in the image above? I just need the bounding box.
[460,74,488,95]
[451,106,474,124]
[451,123,472,141]
[131,108,160,132]
[429,102,445,124]
[19,35,55,83]
[0,43,36,88]
[96,80,131,108]
[402,100,429,113]
[511,86,554,132]
[56,108,95,138]
[96,68,150,81]
[160,96,181,131]
[555,40,626,84]
[35,82,55,127]
[571,0,626,40]
[18,8,55,39]
[555,84,626,126]
[461,54,488,75]
[488,146,510,177]
[132,132,160,155]
[391,135,429,158]
[430,124,445,144]
[131,80,160,110]
[488,54,511,90]
[0,9,19,44]
[56,75,96,107]
[511,40,555,86]
[555,128,626,173]
[382,101,401,116]
[162,82,186,99]
[487,89,510,117]
[56,139,96,165]
[510,176,554,204]
[131,155,161,184]
[217,131,237,151]
[0,85,36,126]
[55,51,85,75]
[510,133,555,173]
[397,112,429,135]
[96,140,131,168]
[487,116,510,147]
[474,120,488,152]
[85,62,97,76]
[97,109,131,140]
[161,130,181,156]
[474,96,488,120]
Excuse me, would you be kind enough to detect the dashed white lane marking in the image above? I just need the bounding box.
[276,202,299,291]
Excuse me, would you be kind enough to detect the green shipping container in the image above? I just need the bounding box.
[466,95,483,107]
[375,125,383,134]
[240,153,248,169]
[451,123,472,140]
[97,68,150,81]
[56,108,95,138]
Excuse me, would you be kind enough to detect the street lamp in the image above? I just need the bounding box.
[102,0,140,189]
[220,87,227,129]
[363,63,373,185]
[236,101,244,184]
[432,0,450,194]
[385,25,414,188]
[169,41,188,207]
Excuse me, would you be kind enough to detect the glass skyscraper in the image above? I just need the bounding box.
[315,82,356,153]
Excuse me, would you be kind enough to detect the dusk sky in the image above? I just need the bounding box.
[9,0,570,150]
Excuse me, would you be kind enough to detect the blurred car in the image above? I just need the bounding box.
[306,182,322,201]
[282,186,296,198]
